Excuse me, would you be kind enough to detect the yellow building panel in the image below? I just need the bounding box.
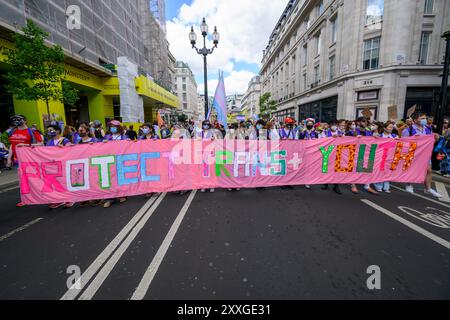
[135,75,179,108]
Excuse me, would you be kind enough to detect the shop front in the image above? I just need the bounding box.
[298,95,338,123]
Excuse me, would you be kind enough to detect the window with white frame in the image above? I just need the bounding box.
[318,1,324,16]
[329,55,336,80]
[419,32,431,64]
[424,0,434,14]
[316,33,322,56]
[363,37,380,70]
[331,17,338,43]
[314,65,320,83]
[303,45,308,65]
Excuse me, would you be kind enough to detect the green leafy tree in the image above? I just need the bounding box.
[4,20,79,122]
[259,93,277,120]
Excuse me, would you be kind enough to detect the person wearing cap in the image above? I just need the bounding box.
[92,120,105,141]
[104,120,128,141]
[300,118,318,140]
[279,118,298,140]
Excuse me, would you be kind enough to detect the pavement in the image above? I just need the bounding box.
[0,181,450,300]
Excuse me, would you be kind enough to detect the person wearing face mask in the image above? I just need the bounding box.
[45,124,74,209]
[6,115,44,207]
[249,120,269,140]
[46,124,70,147]
[139,124,160,140]
[75,124,97,145]
[320,120,343,195]
[104,120,128,141]
[300,119,318,140]
[103,120,128,208]
[346,117,378,195]
[401,112,442,198]
[373,122,399,193]
[7,115,43,169]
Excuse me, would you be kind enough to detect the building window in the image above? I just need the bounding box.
[182,84,187,91]
[305,16,310,30]
[331,17,337,43]
[318,1,324,15]
[419,32,431,64]
[424,0,434,14]
[303,73,307,90]
[182,77,186,82]
[329,55,336,80]
[183,103,188,110]
[316,33,322,56]
[366,0,384,25]
[314,65,320,84]
[363,37,380,70]
[182,93,187,101]
[303,45,308,65]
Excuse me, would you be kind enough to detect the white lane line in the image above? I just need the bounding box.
[435,182,450,203]
[391,185,450,209]
[61,193,160,300]
[362,199,450,250]
[0,218,43,242]
[0,185,19,194]
[78,192,167,300]
[131,190,197,300]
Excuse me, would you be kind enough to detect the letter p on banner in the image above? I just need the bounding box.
[66,5,81,30]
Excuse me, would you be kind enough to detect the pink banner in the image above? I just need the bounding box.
[16,136,434,205]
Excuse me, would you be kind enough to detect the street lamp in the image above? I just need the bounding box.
[189,17,220,119]
[436,31,450,134]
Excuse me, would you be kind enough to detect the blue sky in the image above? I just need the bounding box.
[165,0,286,95]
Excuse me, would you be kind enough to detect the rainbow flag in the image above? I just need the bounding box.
[212,71,228,129]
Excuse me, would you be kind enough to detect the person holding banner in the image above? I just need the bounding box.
[346,117,379,195]
[201,120,217,193]
[300,118,319,190]
[374,122,399,193]
[139,123,160,140]
[401,112,442,198]
[103,120,129,208]
[279,118,298,140]
[45,124,75,209]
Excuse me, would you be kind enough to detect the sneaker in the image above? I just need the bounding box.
[333,185,342,195]
[376,189,383,193]
[201,189,206,193]
[384,190,391,194]
[405,185,414,194]
[49,203,65,209]
[210,189,215,193]
[103,201,112,208]
[65,202,75,208]
[305,185,311,189]
[119,197,127,203]
[236,188,241,191]
[425,189,442,198]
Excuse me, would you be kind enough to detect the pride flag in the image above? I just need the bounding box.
[212,71,228,129]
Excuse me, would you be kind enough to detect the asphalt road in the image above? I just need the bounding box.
[0,181,450,300]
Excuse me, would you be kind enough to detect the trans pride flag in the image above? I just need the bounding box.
[212,71,228,129]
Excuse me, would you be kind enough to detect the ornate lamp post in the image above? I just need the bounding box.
[189,18,220,119]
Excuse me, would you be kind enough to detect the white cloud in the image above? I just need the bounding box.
[198,70,256,95]
[167,0,286,93]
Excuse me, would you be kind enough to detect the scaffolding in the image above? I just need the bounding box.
[149,0,166,34]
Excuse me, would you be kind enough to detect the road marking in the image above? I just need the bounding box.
[0,218,43,242]
[78,192,167,300]
[391,185,450,209]
[131,190,197,300]
[362,199,450,250]
[61,193,161,300]
[0,185,19,194]
[435,182,450,203]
